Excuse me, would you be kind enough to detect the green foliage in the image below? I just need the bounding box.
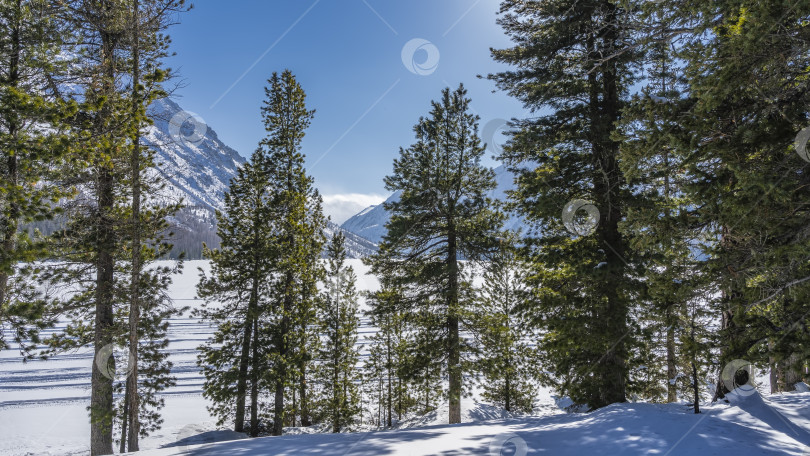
[314,232,361,432]
[0,0,82,356]
[367,84,502,423]
[197,70,326,436]
[471,233,538,414]
[490,0,643,409]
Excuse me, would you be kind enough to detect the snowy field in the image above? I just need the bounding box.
[1,260,810,455]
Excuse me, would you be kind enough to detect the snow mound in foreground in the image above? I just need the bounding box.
[725,389,810,447]
[135,391,810,455]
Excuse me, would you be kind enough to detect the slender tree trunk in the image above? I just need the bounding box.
[333,323,340,433]
[666,307,677,403]
[769,340,779,394]
[691,360,700,414]
[126,0,142,450]
[91,20,118,455]
[299,361,310,427]
[447,227,461,424]
[249,319,260,436]
[234,282,257,433]
[120,381,129,453]
[505,374,511,413]
[273,273,293,436]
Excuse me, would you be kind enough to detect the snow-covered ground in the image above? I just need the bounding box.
[2,260,810,455]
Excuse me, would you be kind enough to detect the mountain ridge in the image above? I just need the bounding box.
[146,98,377,259]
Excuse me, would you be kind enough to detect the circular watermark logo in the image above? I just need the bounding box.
[169,110,208,147]
[488,432,528,456]
[562,199,600,236]
[482,118,508,155]
[401,38,440,76]
[94,343,135,381]
[720,359,757,397]
[794,126,810,163]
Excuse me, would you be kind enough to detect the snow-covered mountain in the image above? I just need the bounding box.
[340,165,527,244]
[146,98,377,259]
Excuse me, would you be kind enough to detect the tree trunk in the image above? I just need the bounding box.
[782,353,802,392]
[234,283,257,433]
[273,273,293,436]
[587,4,627,407]
[249,318,260,436]
[691,360,700,414]
[299,362,310,427]
[120,381,129,453]
[126,0,142,450]
[447,227,461,424]
[666,307,677,403]
[90,20,117,455]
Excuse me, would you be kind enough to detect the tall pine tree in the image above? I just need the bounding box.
[367,84,502,424]
[490,0,642,409]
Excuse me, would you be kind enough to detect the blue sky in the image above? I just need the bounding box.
[166,0,527,223]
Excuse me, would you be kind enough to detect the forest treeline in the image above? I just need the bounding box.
[1,1,810,455]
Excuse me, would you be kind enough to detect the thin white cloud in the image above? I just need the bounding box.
[322,193,387,225]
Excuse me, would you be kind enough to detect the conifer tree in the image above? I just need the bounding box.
[119,1,187,450]
[367,84,502,424]
[36,2,186,453]
[472,233,537,414]
[196,148,277,435]
[259,70,326,436]
[316,232,361,432]
[490,0,642,409]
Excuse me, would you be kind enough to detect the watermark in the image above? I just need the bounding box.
[562,199,600,236]
[94,343,135,381]
[488,432,528,456]
[794,126,810,163]
[482,118,508,155]
[168,110,208,147]
[401,38,440,76]
[720,359,757,397]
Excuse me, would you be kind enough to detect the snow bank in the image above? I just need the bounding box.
[132,393,810,456]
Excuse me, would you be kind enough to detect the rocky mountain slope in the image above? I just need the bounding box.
[146,98,376,259]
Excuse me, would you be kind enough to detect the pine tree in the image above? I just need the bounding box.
[367,84,502,424]
[119,1,187,450]
[196,148,277,435]
[316,232,361,432]
[258,70,326,436]
[489,0,642,409]
[27,2,186,453]
[472,233,538,414]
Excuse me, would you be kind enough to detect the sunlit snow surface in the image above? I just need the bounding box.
[2,260,810,455]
